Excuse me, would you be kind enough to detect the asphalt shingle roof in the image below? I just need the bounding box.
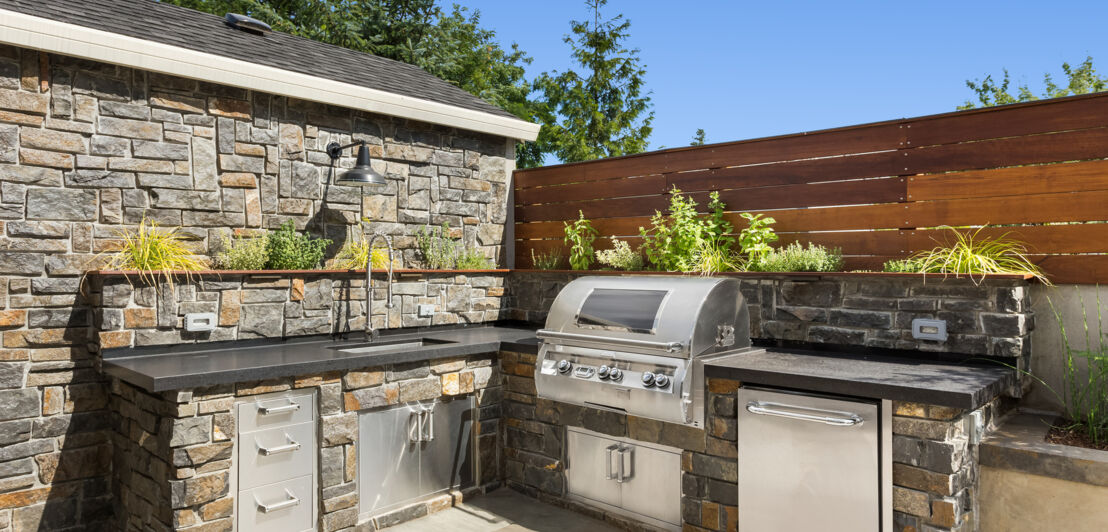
[0,0,520,120]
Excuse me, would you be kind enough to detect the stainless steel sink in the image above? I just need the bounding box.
[331,337,456,355]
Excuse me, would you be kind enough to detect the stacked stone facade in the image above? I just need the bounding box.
[0,41,512,530]
[507,273,1033,360]
[110,353,501,532]
[88,272,507,351]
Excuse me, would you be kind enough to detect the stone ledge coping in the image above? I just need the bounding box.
[981,412,1108,487]
[512,269,1035,281]
[90,268,511,276]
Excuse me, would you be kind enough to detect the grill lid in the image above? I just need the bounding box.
[539,276,750,358]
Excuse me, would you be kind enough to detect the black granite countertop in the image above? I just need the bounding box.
[704,348,1015,410]
[103,325,540,392]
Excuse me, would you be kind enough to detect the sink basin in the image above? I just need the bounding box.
[331,337,457,355]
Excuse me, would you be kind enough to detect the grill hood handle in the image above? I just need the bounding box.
[536,329,684,353]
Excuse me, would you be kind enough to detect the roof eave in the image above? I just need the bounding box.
[0,9,541,141]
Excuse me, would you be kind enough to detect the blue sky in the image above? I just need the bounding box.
[465,0,1108,151]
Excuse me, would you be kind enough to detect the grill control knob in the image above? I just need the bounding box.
[597,365,610,379]
[557,360,572,374]
[654,373,670,388]
[641,372,656,387]
[608,368,623,381]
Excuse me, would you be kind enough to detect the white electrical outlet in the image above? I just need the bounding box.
[417,304,435,318]
[185,313,217,332]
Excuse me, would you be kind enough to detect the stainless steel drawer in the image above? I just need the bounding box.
[238,475,313,532]
[238,421,315,490]
[238,393,314,433]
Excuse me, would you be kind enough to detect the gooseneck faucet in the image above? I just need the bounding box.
[365,232,394,341]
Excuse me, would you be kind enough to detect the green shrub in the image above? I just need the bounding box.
[689,240,743,275]
[530,248,564,270]
[596,237,643,271]
[564,211,598,270]
[416,223,457,269]
[455,247,494,269]
[882,258,922,273]
[749,242,843,272]
[639,187,733,271]
[215,233,269,270]
[265,220,331,270]
[738,212,778,264]
[330,234,392,270]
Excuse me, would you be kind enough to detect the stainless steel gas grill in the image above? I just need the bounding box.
[535,276,759,428]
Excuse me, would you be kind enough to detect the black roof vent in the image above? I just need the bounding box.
[224,13,271,35]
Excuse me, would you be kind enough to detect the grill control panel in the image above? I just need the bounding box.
[542,352,676,395]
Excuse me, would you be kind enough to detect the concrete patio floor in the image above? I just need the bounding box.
[385,488,620,532]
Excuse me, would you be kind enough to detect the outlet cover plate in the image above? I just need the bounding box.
[417,304,435,318]
[911,318,947,341]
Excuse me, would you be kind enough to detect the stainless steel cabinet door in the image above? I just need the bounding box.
[419,396,475,494]
[738,388,880,532]
[619,443,682,526]
[566,428,621,508]
[358,403,422,516]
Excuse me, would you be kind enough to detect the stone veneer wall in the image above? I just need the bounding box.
[89,272,507,349]
[499,350,1010,532]
[110,353,501,532]
[506,273,1034,362]
[0,41,513,530]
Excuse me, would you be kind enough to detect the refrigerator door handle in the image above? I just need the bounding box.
[746,401,864,427]
[604,444,619,480]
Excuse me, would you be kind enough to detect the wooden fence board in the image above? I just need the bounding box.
[516,177,906,223]
[666,151,900,191]
[907,94,1108,147]
[1034,255,1108,285]
[908,224,1108,255]
[907,159,1108,201]
[907,190,1108,228]
[515,174,666,205]
[904,127,1108,175]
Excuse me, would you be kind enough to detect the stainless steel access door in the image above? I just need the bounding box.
[358,403,422,516]
[419,396,475,494]
[738,387,882,532]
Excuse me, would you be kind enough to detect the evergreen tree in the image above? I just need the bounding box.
[530,0,653,164]
[690,128,706,146]
[959,56,1108,109]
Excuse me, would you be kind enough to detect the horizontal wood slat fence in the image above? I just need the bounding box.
[512,93,1108,284]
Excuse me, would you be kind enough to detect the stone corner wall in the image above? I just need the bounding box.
[0,40,514,529]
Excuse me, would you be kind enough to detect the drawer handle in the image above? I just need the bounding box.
[258,435,301,456]
[604,444,618,480]
[746,401,864,427]
[258,399,300,415]
[257,489,300,513]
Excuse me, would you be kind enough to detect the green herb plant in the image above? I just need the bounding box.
[639,187,734,272]
[215,232,269,270]
[455,247,494,269]
[748,242,843,272]
[738,212,778,265]
[596,237,643,271]
[102,216,209,287]
[882,226,1049,285]
[416,223,457,269]
[882,258,922,273]
[265,220,332,270]
[564,210,599,270]
[530,248,564,270]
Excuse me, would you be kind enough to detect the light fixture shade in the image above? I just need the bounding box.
[336,144,386,188]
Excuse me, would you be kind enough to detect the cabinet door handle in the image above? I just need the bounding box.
[258,399,300,415]
[408,411,421,443]
[257,489,300,513]
[422,408,435,442]
[604,444,619,480]
[258,435,301,456]
[615,447,627,483]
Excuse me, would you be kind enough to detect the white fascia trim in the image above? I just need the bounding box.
[0,9,541,141]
